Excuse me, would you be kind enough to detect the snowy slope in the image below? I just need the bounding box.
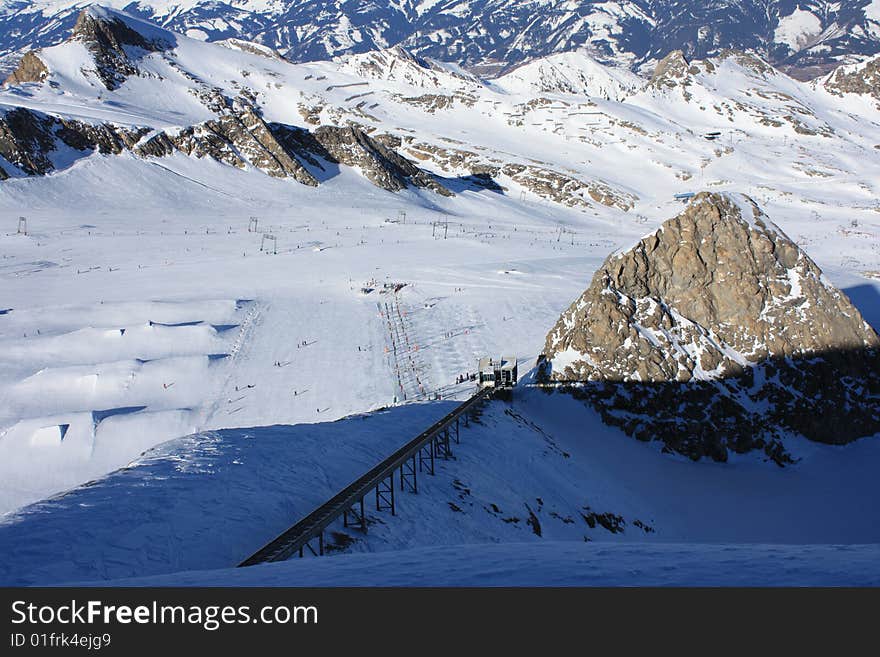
[0,8,878,513]
[100,543,880,587]
[1,389,878,586]
[0,7,878,586]
[492,51,642,100]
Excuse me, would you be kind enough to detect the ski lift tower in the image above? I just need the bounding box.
[260,233,278,254]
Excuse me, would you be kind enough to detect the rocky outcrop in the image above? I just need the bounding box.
[716,50,775,77]
[501,163,635,211]
[396,92,477,113]
[309,125,453,196]
[0,103,449,196]
[402,140,634,209]
[650,50,696,90]
[824,55,880,103]
[197,104,318,184]
[4,51,48,86]
[0,108,58,175]
[543,192,880,463]
[0,107,146,175]
[71,7,172,90]
[0,103,300,180]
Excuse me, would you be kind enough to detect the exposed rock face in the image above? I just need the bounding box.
[71,8,171,90]
[650,50,695,89]
[309,125,453,196]
[501,163,635,211]
[396,92,477,113]
[4,51,48,86]
[196,103,318,184]
[0,107,145,175]
[0,102,448,197]
[400,140,635,210]
[543,192,880,463]
[0,108,58,175]
[824,55,880,103]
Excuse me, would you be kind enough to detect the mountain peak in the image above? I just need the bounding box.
[650,50,694,87]
[493,50,642,100]
[338,45,479,89]
[542,192,880,462]
[546,190,878,383]
[69,4,174,90]
[72,4,173,49]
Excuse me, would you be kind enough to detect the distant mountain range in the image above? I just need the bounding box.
[2,6,877,202]
[2,1,879,80]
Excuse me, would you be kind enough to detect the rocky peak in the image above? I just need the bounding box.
[4,51,49,87]
[543,192,879,463]
[650,50,695,88]
[546,192,878,381]
[71,6,173,90]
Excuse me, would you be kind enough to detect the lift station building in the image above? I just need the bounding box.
[478,356,518,388]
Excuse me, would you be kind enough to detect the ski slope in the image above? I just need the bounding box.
[0,7,878,585]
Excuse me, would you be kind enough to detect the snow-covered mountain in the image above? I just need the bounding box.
[4,7,878,207]
[2,1,880,80]
[492,51,643,101]
[0,7,879,586]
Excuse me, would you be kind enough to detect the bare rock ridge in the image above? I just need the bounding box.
[543,192,880,464]
[0,102,451,196]
[4,51,49,86]
[272,124,453,196]
[0,8,452,196]
[824,54,880,104]
[71,6,172,90]
[0,107,146,175]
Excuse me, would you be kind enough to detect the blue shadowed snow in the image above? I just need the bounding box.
[1,391,878,586]
[843,284,880,333]
[100,541,880,587]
